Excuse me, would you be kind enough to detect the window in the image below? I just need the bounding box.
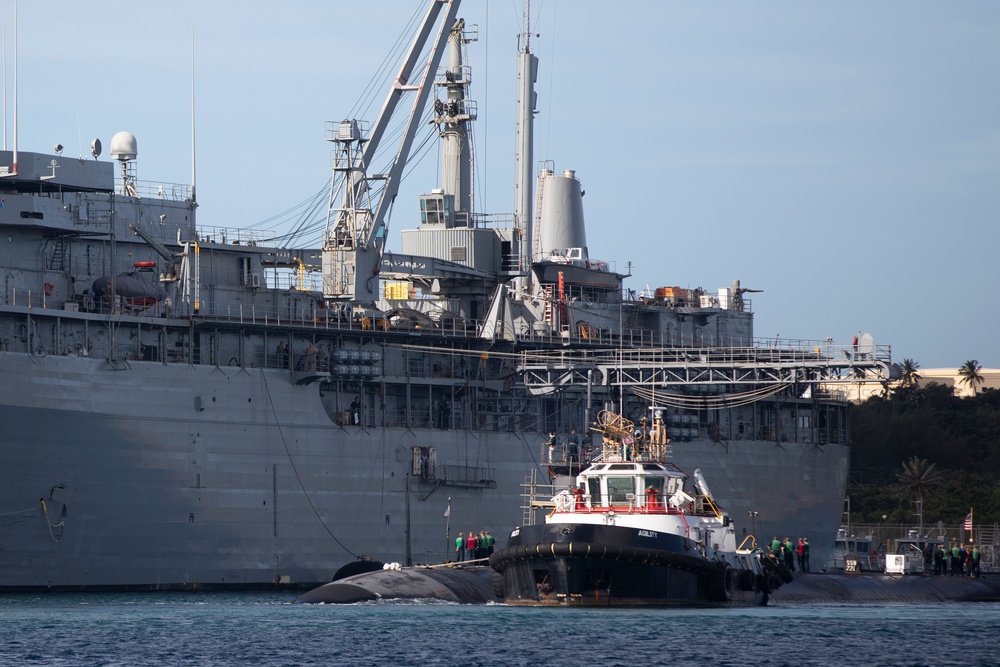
[607,477,634,504]
[644,477,665,496]
[587,477,602,506]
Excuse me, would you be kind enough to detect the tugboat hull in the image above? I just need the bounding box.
[491,524,774,606]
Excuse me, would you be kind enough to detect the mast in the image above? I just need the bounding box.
[435,18,477,224]
[190,29,197,204]
[513,1,537,294]
[10,0,14,175]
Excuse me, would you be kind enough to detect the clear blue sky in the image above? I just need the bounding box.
[8,1,999,368]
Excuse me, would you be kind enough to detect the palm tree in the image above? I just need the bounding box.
[900,358,921,388]
[958,359,984,395]
[895,456,941,506]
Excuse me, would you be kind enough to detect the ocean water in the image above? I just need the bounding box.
[0,593,996,667]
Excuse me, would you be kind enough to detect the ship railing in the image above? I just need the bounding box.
[552,490,699,517]
[1,291,886,359]
[430,464,496,489]
[521,469,558,526]
[188,302,683,347]
[468,212,515,229]
[117,179,193,202]
[517,343,886,369]
[846,521,999,572]
[196,225,278,246]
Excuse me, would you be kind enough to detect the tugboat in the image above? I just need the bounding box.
[490,409,792,606]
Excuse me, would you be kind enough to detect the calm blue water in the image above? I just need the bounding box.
[0,593,996,666]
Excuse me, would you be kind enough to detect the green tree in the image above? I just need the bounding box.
[958,359,984,395]
[894,456,942,506]
[900,358,921,387]
[891,358,922,402]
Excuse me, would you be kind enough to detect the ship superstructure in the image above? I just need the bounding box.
[0,0,891,590]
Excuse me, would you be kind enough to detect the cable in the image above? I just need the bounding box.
[260,369,358,558]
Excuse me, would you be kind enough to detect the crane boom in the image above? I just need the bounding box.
[322,0,462,304]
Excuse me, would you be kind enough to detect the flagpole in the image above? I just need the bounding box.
[445,497,452,563]
[969,507,973,544]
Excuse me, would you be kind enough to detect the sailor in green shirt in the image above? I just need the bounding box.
[484,531,495,557]
[783,537,795,571]
[455,532,466,562]
[950,544,961,576]
[771,537,781,558]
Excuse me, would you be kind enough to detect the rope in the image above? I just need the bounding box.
[261,369,358,558]
[632,383,788,409]
[39,499,65,542]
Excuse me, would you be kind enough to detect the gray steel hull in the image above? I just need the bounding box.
[0,353,846,590]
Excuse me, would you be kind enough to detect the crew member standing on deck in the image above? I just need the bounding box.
[304,341,320,371]
[466,531,478,561]
[771,537,781,559]
[350,396,361,425]
[783,537,795,572]
[455,532,466,562]
[485,531,495,557]
[567,428,580,468]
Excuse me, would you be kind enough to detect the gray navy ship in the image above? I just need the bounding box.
[0,0,891,590]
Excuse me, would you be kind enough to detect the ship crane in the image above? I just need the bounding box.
[321,0,462,305]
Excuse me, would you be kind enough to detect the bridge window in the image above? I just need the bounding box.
[607,477,635,505]
[587,477,601,506]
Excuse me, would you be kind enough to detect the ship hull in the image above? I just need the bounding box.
[491,524,771,606]
[0,353,847,591]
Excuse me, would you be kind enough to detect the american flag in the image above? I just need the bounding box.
[443,506,450,518]
[964,512,972,530]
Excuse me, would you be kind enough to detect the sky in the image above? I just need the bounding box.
[5,1,999,368]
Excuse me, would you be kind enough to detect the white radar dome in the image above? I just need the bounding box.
[110,131,138,161]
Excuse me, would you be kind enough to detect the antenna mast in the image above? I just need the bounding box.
[513,0,537,294]
[190,28,197,204]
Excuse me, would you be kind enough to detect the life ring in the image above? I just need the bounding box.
[44,282,54,297]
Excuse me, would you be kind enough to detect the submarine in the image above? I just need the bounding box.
[296,560,1000,605]
[294,562,498,605]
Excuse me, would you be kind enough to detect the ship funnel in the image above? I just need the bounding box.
[536,167,587,259]
[692,467,715,501]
